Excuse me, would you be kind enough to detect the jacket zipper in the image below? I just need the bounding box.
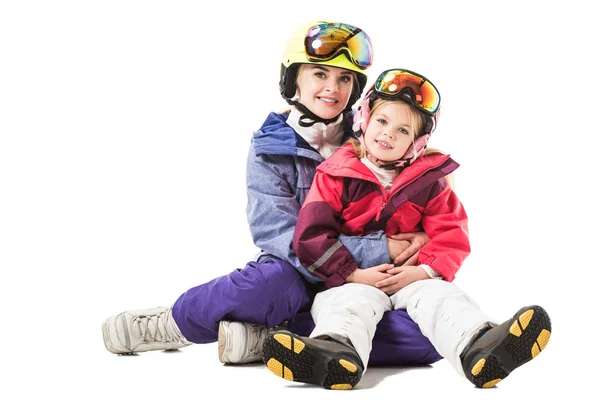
[375,186,388,221]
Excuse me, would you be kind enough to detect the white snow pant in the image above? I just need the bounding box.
[310,280,494,376]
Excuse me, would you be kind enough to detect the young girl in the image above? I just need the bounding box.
[102,22,441,368]
[263,68,552,389]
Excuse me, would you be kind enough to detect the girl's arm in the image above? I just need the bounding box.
[291,170,358,288]
[375,177,469,294]
[417,178,470,282]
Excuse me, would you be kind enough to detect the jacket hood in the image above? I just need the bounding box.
[252,112,299,156]
[252,112,356,158]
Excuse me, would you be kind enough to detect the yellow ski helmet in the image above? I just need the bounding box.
[279,21,373,110]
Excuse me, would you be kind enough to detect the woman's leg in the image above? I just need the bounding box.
[172,258,311,343]
[369,309,443,366]
[103,258,311,355]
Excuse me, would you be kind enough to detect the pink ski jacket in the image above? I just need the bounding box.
[292,143,470,288]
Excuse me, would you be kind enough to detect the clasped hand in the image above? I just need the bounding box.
[345,231,431,295]
[346,264,429,295]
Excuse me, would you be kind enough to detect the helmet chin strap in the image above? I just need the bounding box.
[288,100,342,127]
[364,151,399,170]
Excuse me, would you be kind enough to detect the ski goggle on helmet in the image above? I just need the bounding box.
[304,23,373,70]
[280,21,373,109]
[374,68,440,115]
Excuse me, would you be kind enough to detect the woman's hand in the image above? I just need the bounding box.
[387,231,430,266]
[375,265,430,295]
[386,237,411,263]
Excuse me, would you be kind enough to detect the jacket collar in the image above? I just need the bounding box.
[252,109,355,160]
[319,143,455,190]
[286,107,345,159]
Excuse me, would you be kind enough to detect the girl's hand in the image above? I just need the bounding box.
[375,265,430,295]
[387,231,430,266]
[346,264,394,287]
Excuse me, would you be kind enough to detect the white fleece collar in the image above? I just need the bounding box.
[361,155,399,192]
[286,106,345,159]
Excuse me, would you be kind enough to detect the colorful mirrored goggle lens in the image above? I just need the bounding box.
[305,23,373,69]
[375,69,440,114]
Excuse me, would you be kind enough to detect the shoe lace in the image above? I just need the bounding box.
[133,311,183,344]
[247,324,268,356]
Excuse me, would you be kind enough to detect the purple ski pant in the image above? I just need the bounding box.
[172,258,442,366]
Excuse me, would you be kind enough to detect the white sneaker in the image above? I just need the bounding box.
[218,321,270,364]
[103,306,192,354]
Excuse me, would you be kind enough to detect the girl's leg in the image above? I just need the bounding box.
[390,279,551,388]
[308,283,391,371]
[390,279,492,375]
[172,258,312,343]
[262,283,385,389]
[287,309,442,366]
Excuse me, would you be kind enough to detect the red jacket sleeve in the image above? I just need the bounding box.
[417,178,470,281]
[292,171,358,288]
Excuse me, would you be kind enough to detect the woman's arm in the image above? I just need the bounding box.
[246,148,300,267]
[387,231,430,266]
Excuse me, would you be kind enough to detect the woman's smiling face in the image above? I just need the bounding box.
[295,65,354,120]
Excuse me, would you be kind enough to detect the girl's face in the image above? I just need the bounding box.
[295,65,354,120]
[364,101,417,162]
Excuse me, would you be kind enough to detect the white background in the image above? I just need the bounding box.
[1,0,597,398]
